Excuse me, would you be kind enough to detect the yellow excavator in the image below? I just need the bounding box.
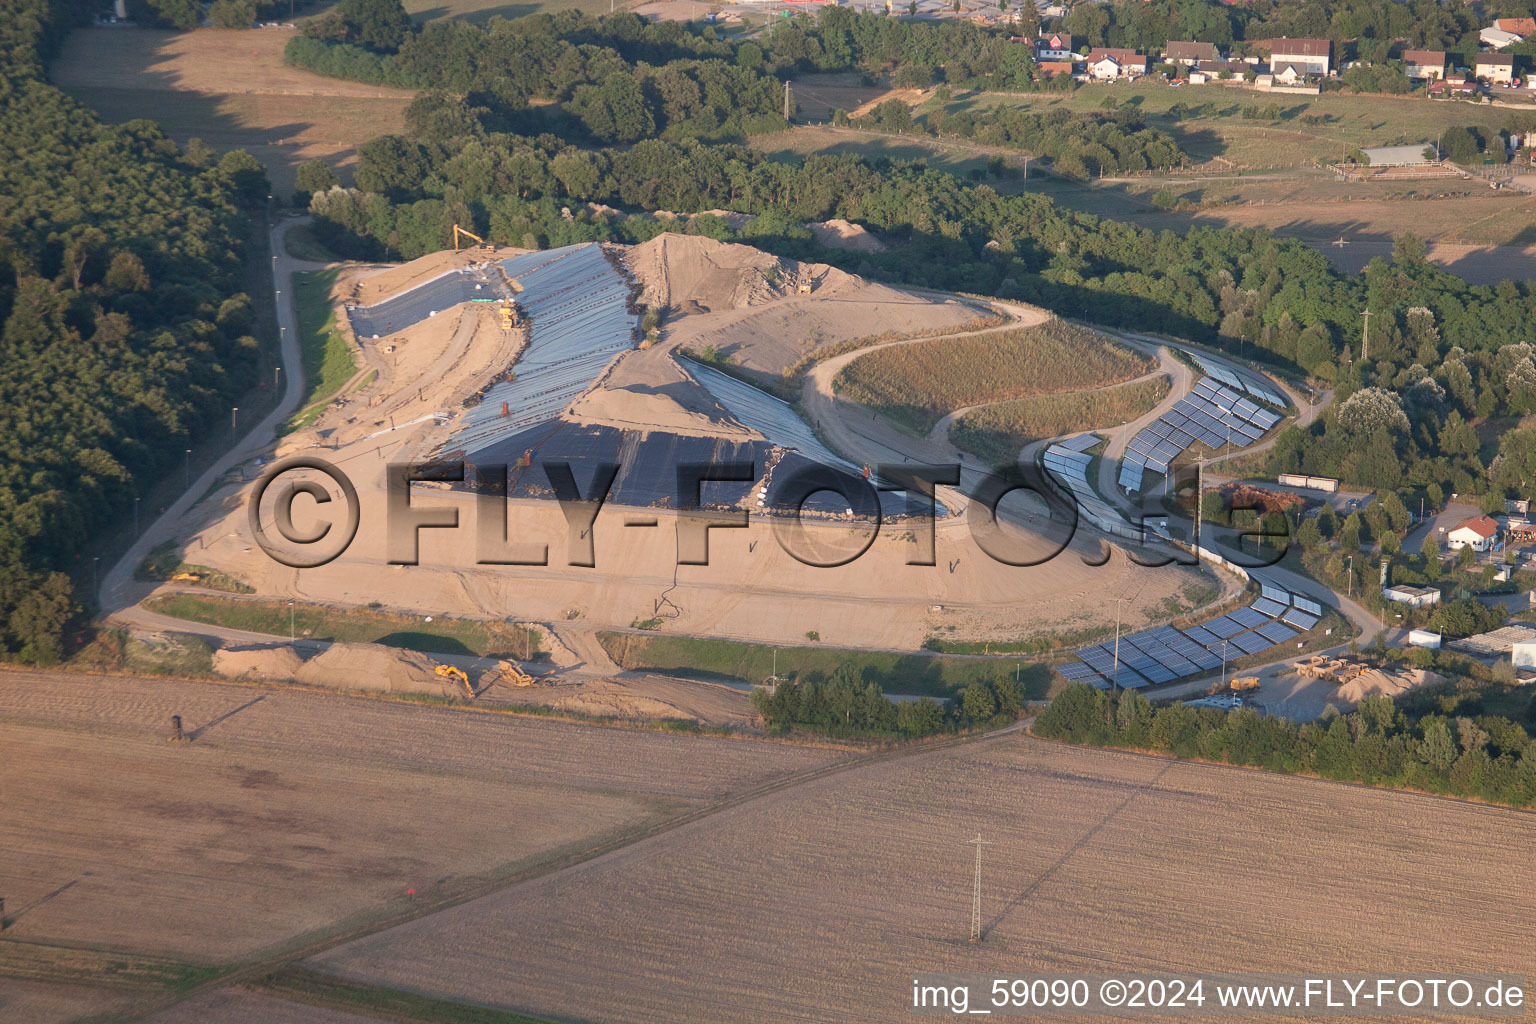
[452,223,493,252]
[435,663,475,698]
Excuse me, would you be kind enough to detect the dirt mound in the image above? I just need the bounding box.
[497,673,755,727]
[214,645,307,681]
[1336,668,1441,705]
[295,643,464,698]
[564,343,760,439]
[624,234,786,312]
[808,219,886,253]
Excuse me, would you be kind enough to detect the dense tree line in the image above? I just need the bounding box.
[923,104,1187,178]
[1037,681,1536,808]
[1060,0,1479,64]
[751,666,1022,738]
[0,0,265,662]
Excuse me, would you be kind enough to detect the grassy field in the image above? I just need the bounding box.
[310,734,1536,1023]
[145,593,541,658]
[599,631,1051,698]
[951,375,1170,468]
[834,320,1154,435]
[287,269,361,432]
[50,27,412,194]
[952,82,1529,167]
[751,124,1020,187]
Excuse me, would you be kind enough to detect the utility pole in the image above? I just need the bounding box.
[184,448,191,490]
[784,80,792,122]
[290,599,296,642]
[1360,308,1371,362]
[1111,596,1125,689]
[1347,555,1354,598]
[133,496,140,536]
[966,833,991,943]
[1194,455,1204,554]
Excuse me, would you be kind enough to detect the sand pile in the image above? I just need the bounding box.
[214,645,306,681]
[1336,668,1441,705]
[295,643,464,697]
[564,344,760,439]
[625,234,787,312]
[809,219,886,253]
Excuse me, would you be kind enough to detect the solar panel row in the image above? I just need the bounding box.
[1118,373,1282,491]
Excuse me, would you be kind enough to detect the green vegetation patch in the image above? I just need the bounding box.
[834,321,1154,435]
[257,966,557,1023]
[136,540,254,594]
[951,375,1170,468]
[599,631,1049,700]
[145,594,540,659]
[285,269,360,433]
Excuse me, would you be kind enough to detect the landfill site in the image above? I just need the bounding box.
[174,234,1208,673]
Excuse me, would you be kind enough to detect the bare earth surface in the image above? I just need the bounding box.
[50,27,413,192]
[312,735,1536,1023]
[0,671,844,965]
[137,987,381,1024]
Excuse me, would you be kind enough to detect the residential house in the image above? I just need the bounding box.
[1448,515,1499,551]
[1271,61,1311,85]
[1402,49,1446,81]
[1035,32,1075,62]
[1475,52,1516,84]
[1164,40,1219,66]
[1085,48,1147,79]
[1384,584,1442,608]
[1495,17,1536,35]
[1264,37,1330,74]
[1428,74,1479,97]
[1197,58,1253,78]
[1480,26,1523,49]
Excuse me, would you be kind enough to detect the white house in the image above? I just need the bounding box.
[1448,515,1499,552]
[1384,584,1442,608]
[1475,52,1516,84]
[1035,32,1075,62]
[1271,61,1310,85]
[1402,49,1446,82]
[1085,48,1147,80]
[1480,26,1523,50]
[1265,37,1331,75]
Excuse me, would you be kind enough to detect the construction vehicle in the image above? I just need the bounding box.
[1229,676,1261,692]
[170,571,202,582]
[797,281,813,294]
[452,223,493,252]
[435,663,475,698]
[497,299,520,331]
[496,659,537,687]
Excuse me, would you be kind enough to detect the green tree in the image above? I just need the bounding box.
[1422,533,1441,578]
[961,683,996,723]
[209,0,257,28]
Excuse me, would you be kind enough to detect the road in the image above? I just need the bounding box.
[100,214,321,626]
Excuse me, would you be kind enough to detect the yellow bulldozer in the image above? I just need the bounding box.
[435,663,475,699]
[1229,676,1261,692]
[495,660,537,686]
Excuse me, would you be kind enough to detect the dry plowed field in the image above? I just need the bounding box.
[0,671,844,965]
[313,735,1536,1023]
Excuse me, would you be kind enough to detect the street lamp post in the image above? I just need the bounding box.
[184,448,191,490]
[133,496,140,537]
[232,406,239,434]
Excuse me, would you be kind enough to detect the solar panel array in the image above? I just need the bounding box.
[1191,354,1288,408]
[1042,435,1159,542]
[1118,377,1283,492]
[450,244,637,457]
[1059,573,1324,689]
[688,361,855,474]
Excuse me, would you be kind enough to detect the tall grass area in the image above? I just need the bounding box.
[599,631,1050,699]
[950,376,1170,468]
[145,594,540,659]
[833,320,1154,434]
[286,269,359,433]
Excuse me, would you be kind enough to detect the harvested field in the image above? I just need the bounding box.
[0,671,844,968]
[138,987,382,1024]
[50,27,413,194]
[312,735,1536,1023]
[951,375,1170,468]
[835,320,1155,435]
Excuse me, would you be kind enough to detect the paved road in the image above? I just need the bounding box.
[101,215,322,625]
